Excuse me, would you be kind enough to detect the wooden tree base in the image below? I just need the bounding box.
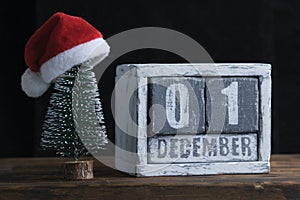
[62,160,94,180]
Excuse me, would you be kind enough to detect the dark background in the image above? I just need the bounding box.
[1,0,299,157]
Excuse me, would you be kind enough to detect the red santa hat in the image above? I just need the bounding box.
[21,12,110,97]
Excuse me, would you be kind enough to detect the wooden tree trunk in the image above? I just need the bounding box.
[62,160,94,180]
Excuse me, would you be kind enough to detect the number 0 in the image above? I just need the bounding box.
[166,83,189,129]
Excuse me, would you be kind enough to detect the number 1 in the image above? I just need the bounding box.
[221,81,238,125]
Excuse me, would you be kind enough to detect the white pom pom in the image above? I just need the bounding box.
[21,69,50,98]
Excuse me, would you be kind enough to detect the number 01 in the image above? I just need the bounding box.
[165,81,239,129]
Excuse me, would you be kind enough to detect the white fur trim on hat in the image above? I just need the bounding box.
[21,69,51,98]
[40,38,110,83]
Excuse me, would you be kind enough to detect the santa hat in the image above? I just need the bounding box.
[21,12,110,97]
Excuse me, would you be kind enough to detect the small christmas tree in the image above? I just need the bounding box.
[20,12,110,180]
[41,61,107,161]
[72,61,108,157]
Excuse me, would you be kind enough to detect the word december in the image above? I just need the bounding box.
[148,134,257,163]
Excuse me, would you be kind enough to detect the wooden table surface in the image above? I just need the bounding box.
[0,154,299,200]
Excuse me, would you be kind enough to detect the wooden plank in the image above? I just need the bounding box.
[115,67,138,174]
[137,77,148,165]
[259,75,272,162]
[148,134,258,163]
[137,161,269,177]
[0,155,299,200]
[133,63,271,77]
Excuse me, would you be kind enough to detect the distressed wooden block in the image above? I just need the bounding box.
[148,133,258,163]
[115,63,272,177]
[149,77,205,134]
[206,77,259,133]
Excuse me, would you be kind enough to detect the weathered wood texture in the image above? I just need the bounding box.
[115,63,271,176]
[149,77,205,134]
[206,77,259,133]
[62,160,94,180]
[0,155,299,200]
[148,134,258,163]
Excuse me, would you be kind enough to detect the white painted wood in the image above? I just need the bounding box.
[115,66,138,174]
[131,63,271,77]
[148,134,257,163]
[115,63,272,177]
[136,162,270,177]
[137,77,148,165]
[259,76,272,162]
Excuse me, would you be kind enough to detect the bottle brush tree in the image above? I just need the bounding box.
[40,61,107,161]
